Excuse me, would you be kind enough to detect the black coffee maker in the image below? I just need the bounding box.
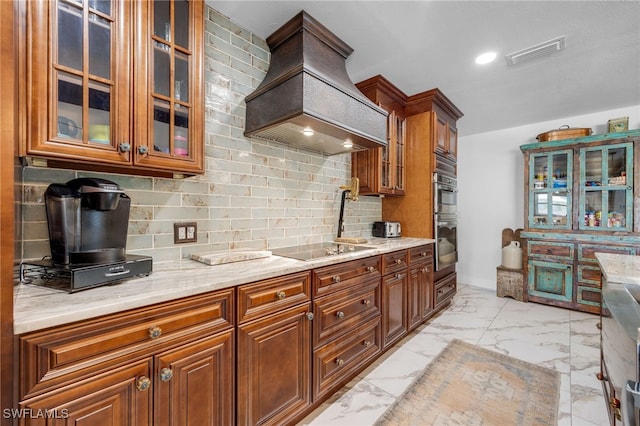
[45,178,131,265]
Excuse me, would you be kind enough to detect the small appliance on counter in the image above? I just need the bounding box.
[20,178,152,292]
[372,221,401,238]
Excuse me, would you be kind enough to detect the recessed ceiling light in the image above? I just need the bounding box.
[475,51,497,65]
[302,127,314,136]
[343,140,353,149]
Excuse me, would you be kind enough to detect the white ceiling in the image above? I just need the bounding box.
[209,1,640,137]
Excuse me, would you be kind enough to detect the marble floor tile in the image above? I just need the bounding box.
[300,284,608,426]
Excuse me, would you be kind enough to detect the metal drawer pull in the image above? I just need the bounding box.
[336,311,345,319]
[276,290,286,300]
[333,275,341,283]
[136,376,151,391]
[306,312,314,321]
[395,259,403,264]
[395,273,403,279]
[363,340,371,347]
[367,266,376,272]
[362,299,370,306]
[420,252,427,257]
[159,368,173,382]
[148,326,162,340]
[335,358,344,366]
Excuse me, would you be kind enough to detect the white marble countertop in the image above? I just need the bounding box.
[596,252,640,285]
[14,237,434,335]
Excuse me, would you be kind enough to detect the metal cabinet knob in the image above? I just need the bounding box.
[363,340,371,347]
[136,376,151,391]
[335,358,344,366]
[362,299,370,306]
[276,290,286,300]
[306,312,314,321]
[159,368,173,382]
[333,275,341,283]
[148,326,162,340]
[395,259,403,264]
[137,146,149,155]
[395,273,403,279]
[367,266,376,273]
[336,311,345,319]
[119,142,131,152]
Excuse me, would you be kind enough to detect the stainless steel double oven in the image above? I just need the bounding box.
[434,173,458,271]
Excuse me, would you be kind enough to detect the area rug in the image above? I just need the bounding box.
[375,339,560,426]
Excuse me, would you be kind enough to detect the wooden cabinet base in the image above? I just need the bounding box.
[19,361,153,426]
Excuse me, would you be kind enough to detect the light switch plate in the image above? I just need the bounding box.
[174,222,197,244]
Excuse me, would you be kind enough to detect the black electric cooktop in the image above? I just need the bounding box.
[271,243,371,261]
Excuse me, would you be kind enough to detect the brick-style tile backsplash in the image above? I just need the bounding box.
[17,6,381,262]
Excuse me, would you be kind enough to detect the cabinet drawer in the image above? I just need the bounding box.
[576,284,601,308]
[528,241,574,260]
[435,273,456,308]
[578,243,636,263]
[20,289,234,398]
[312,317,381,401]
[577,264,602,286]
[381,250,409,274]
[237,271,311,324]
[409,245,433,264]
[313,278,380,348]
[313,256,381,297]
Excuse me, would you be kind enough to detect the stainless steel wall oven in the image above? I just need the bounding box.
[434,173,458,271]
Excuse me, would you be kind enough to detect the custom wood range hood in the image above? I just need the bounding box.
[244,11,388,156]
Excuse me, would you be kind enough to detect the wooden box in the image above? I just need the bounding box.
[496,266,524,302]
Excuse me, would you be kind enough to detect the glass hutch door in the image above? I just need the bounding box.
[579,143,633,231]
[529,150,572,229]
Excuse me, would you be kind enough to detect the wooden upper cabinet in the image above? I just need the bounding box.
[406,88,463,164]
[352,75,407,196]
[24,0,204,177]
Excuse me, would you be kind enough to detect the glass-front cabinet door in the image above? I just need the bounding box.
[133,0,203,173]
[28,0,131,165]
[25,0,203,176]
[579,143,633,231]
[529,150,572,229]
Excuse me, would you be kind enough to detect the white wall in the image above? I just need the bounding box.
[457,105,640,289]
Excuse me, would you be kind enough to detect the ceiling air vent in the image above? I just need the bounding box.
[505,35,567,66]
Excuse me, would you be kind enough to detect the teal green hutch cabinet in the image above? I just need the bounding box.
[520,130,640,314]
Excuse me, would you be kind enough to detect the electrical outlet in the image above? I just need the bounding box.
[174,222,197,244]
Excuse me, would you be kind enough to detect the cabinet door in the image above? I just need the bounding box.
[579,143,633,231]
[528,150,573,229]
[448,122,458,161]
[527,260,573,303]
[27,0,132,165]
[155,331,235,426]
[434,114,448,157]
[133,0,204,174]
[19,361,152,426]
[392,112,406,194]
[237,303,312,426]
[408,260,434,328]
[381,271,408,349]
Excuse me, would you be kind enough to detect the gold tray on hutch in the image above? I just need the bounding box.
[536,125,592,142]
